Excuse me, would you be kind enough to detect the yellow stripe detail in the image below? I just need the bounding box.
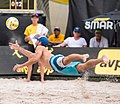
[52,0,69,4]
[94,18,110,21]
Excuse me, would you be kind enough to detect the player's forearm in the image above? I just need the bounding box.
[18,47,34,58]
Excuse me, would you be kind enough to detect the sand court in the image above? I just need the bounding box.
[0,78,120,104]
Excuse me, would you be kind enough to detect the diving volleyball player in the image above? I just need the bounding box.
[9,36,109,82]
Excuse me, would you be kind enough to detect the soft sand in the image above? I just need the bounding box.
[0,78,120,104]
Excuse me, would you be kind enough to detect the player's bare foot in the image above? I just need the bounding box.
[41,79,44,83]
[82,54,89,62]
[102,55,109,64]
[25,79,30,82]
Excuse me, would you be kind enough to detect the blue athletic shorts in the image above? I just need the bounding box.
[49,54,81,75]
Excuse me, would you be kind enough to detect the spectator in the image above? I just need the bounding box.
[56,27,87,47]
[89,29,108,47]
[48,27,65,45]
[24,13,48,50]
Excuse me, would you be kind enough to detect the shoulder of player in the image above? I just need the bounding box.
[36,46,46,50]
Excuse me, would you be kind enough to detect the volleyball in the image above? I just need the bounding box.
[6,17,19,30]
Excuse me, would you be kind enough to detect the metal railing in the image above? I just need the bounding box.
[0,0,44,14]
[0,0,37,10]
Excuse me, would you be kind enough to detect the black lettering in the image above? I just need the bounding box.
[114,60,120,70]
[100,60,116,68]
[109,60,115,67]
[100,63,107,67]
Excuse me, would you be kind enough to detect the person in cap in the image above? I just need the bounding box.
[89,29,108,47]
[56,27,87,47]
[48,27,65,45]
[24,13,48,51]
[9,36,109,82]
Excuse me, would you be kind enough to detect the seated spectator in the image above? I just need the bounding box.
[48,27,65,45]
[56,27,87,47]
[89,29,108,47]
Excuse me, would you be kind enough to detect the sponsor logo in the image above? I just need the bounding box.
[12,50,23,58]
[95,49,120,75]
[6,17,19,30]
[17,66,54,75]
[84,18,120,30]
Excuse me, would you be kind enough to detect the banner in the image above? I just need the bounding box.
[95,49,120,75]
[1,46,120,77]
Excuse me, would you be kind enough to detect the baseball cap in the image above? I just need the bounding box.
[95,29,102,33]
[35,36,49,46]
[31,13,39,18]
[73,27,81,33]
[54,27,60,31]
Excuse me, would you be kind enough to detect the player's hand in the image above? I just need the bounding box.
[9,40,20,50]
[13,64,22,71]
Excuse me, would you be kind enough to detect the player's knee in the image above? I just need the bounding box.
[62,57,69,66]
[76,64,85,72]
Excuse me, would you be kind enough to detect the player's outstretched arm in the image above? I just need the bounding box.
[13,47,43,71]
[9,40,34,58]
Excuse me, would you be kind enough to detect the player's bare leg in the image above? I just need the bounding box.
[26,65,32,82]
[76,55,109,72]
[62,54,89,65]
[38,62,44,82]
